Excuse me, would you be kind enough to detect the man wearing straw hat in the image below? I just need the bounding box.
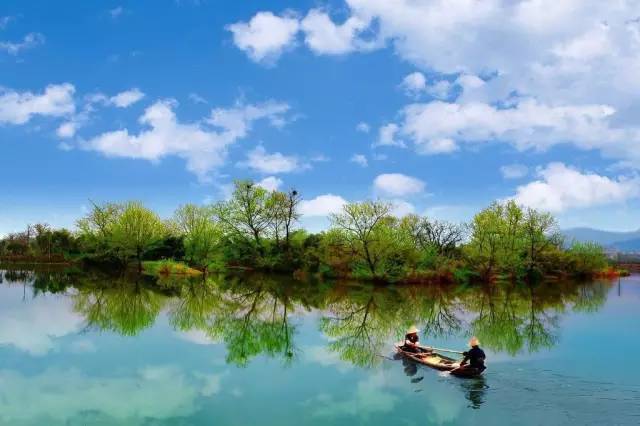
[459,337,486,372]
[402,325,423,354]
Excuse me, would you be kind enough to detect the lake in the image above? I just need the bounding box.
[0,267,639,425]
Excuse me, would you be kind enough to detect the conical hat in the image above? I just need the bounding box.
[406,325,420,334]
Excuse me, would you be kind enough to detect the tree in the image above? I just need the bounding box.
[33,223,52,259]
[521,207,558,272]
[402,214,463,257]
[111,201,167,271]
[567,241,607,276]
[330,201,394,277]
[465,202,509,279]
[213,180,271,249]
[76,201,124,257]
[173,204,222,273]
[266,189,301,249]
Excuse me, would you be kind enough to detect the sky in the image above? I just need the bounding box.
[1,0,640,235]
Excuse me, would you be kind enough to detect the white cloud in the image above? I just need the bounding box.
[389,199,415,217]
[0,32,44,55]
[512,162,640,212]
[256,176,283,191]
[416,137,457,155]
[500,163,529,179]
[299,194,347,216]
[56,121,78,139]
[0,83,75,125]
[400,71,426,96]
[227,11,299,64]
[397,99,633,160]
[231,1,640,167]
[373,173,425,197]
[356,121,370,133]
[241,145,304,174]
[301,9,373,55]
[109,88,145,108]
[376,123,404,148]
[0,286,84,355]
[350,154,368,167]
[83,100,289,181]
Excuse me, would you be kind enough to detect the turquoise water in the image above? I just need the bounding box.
[0,268,639,425]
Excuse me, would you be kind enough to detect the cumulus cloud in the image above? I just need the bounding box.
[376,123,404,148]
[301,9,374,55]
[56,121,78,139]
[389,199,415,217]
[83,100,289,181]
[0,32,45,55]
[299,194,347,216]
[0,83,75,125]
[396,99,635,160]
[400,72,426,96]
[230,1,640,167]
[256,176,283,191]
[227,11,299,63]
[350,154,368,167]
[373,173,425,197]
[241,145,305,174]
[512,163,640,212]
[500,163,529,179]
[109,88,145,108]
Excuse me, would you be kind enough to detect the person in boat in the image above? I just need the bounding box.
[402,325,423,353]
[459,337,486,372]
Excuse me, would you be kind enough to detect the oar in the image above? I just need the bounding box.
[418,345,465,355]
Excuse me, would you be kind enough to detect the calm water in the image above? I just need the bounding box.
[0,268,639,425]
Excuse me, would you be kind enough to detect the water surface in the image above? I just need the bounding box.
[1,268,639,425]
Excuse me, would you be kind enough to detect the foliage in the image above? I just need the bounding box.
[0,184,618,282]
[173,204,223,272]
[566,241,608,277]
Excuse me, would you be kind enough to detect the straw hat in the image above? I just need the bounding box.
[406,325,420,334]
[469,337,480,347]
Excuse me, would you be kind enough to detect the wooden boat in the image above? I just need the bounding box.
[394,344,484,378]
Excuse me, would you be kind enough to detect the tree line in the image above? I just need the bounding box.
[0,179,613,283]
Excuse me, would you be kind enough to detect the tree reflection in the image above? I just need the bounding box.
[0,265,616,369]
[72,275,166,336]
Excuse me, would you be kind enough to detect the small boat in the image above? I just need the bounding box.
[394,344,484,378]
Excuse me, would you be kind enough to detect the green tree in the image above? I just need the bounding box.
[213,180,271,249]
[173,204,222,272]
[111,201,167,271]
[76,201,123,258]
[329,201,394,277]
[567,241,608,276]
[521,207,558,273]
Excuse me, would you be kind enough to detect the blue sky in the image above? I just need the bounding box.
[1,0,640,234]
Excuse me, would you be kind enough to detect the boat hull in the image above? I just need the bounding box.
[394,344,484,378]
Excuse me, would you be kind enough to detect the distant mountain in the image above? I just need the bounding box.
[611,238,640,252]
[562,227,640,252]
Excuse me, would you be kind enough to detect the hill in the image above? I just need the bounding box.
[562,227,640,252]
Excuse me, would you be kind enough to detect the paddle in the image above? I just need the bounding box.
[417,344,465,355]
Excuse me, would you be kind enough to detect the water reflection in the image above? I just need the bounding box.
[0,266,612,368]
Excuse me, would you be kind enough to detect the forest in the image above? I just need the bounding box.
[0,180,623,284]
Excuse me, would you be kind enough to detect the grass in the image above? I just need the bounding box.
[142,260,203,277]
